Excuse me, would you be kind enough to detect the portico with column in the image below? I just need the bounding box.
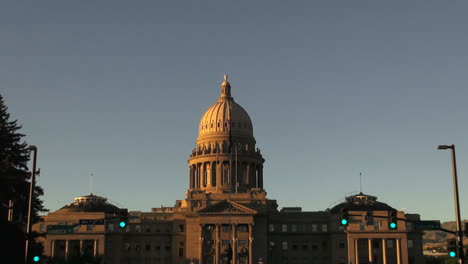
[346,234,409,264]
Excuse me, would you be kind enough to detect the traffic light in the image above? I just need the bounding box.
[119,209,128,229]
[447,238,458,257]
[388,210,397,229]
[340,208,349,226]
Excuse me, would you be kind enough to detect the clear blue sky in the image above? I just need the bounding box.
[1,1,467,222]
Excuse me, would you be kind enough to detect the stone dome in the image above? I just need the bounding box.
[328,193,395,213]
[197,75,253,141]
[56,194,120,214]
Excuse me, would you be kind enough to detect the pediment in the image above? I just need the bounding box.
[197,200,257,215]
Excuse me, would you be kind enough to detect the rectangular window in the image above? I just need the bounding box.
[269,224,275,232]
[237,224,248,232]
[135,225,141,232]
[292,242,299,250]
[179,247,184,257]
[408,240,413,248]
[108,224,114,232]
[145,242,151,251]
[124,242,131,251]
[222,240,230,245]
[322,241,328,250]
[374,222,380,230]
[238,240,247,246]
[312,224,317,232]
[321,224,327,232]
[291,224,297,232]
[282,224,288,232]
[387,240,393,248]
[86,225,93,231]
[407,222,413,231]
[203,170,207,187]
[223,166,229,185]
[282,241,288,250]
[178,224,184,232]
[311,243,318,250]
[135,242,141,252]
[339,241,345,249]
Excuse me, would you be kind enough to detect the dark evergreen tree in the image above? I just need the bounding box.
[0,94,48,263]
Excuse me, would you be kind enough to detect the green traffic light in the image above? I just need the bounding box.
[341,219,348,225]
[390,222,396,229]
[119,221,126,228]
[449,251,456,257]
[33,256,40,262]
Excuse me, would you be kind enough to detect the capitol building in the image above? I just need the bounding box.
[35,76,424,264]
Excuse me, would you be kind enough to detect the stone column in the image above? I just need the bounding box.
[249,224,253,264]
[232,224,237,264]
[259,166,263,189]
[207,163,212,187]
[199,224,204,264]
[194,165,198,188]
[382,239,387,264]
[198,164,202,188]
[93,239,98,256]
[65,240,69,260]
[190,166,194,189]
[216,161,222,189]
[246,164,251,187]
[215,224,220,264]
[368,239,373,263]
[354,239,359,264]
[396,239,401,264]
[346,235,354,264]
[51,240,55,257]
[401,237,409,264]
[202,163,206,187]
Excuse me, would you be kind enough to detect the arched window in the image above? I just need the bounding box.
[222,163,229,185]
[212,162,217,187]
[203,169,208,187]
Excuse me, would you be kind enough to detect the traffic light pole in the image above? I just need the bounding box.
[439,144,465,263]
[25,145,37,264]
[449,146,464,264]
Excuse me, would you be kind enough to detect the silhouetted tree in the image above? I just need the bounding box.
[0,94,48,263]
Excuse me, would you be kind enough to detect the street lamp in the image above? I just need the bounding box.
[25,145,37,264]
[438,144,464,264]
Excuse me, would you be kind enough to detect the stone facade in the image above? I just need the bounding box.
[34,76,424,264]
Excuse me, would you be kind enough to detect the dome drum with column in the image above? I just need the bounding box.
[187,76,265,194]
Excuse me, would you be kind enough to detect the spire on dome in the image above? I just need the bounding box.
[220,74,232,101]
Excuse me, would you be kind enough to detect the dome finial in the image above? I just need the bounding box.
[220,74,232,101]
